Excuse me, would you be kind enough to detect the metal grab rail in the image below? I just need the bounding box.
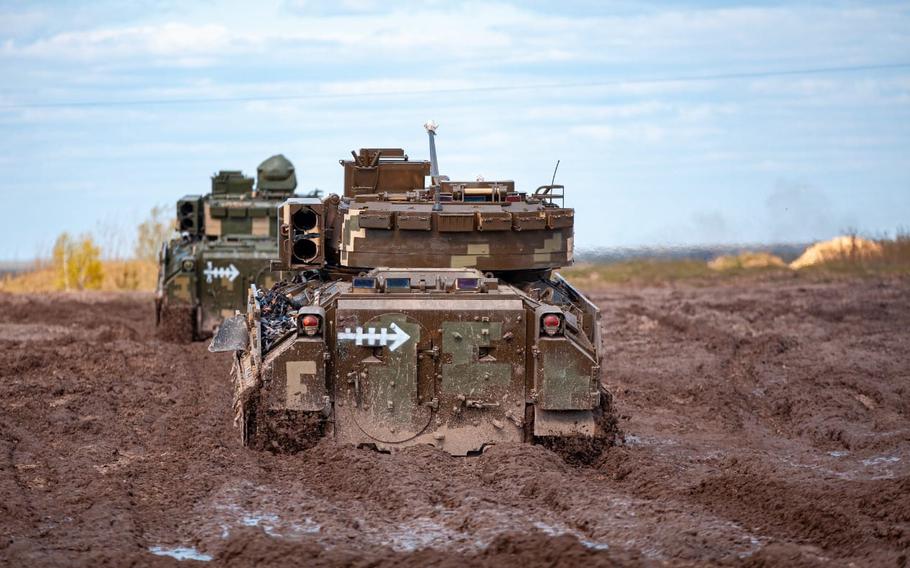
[533,184,565,207]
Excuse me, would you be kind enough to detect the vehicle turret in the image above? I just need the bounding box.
[257,154,297,196]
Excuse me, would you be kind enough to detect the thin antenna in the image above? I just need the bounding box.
[424,120,442,211]
[550,159,560,186]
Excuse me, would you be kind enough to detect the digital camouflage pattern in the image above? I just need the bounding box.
[156,155,318,340]
[213,128,617,457]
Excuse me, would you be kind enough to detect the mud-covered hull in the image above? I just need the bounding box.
[154,158,305,342]
[157,239,279,340]
[227,268,614,456]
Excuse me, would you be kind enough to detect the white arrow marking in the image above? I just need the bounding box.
[337,322,411,352]
[203,262,240,283]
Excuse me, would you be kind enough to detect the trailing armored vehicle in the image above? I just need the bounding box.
[156,155,318,340]
[212,125,616,457]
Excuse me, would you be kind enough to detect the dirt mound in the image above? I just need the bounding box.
[707,251,787,271]
[790,236,883,269]
[2,279,909,566]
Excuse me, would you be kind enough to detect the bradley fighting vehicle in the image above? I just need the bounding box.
[156,155,315,340]
[212,124,616,457]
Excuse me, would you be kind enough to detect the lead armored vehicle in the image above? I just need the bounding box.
[156,155,315,340]
[213,125,615,457]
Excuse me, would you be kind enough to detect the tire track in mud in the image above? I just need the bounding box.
[623,300,800,435]
[1,280,909,567]
[594,279,910,565]
[0,423,38,555]
[165,443,765,563]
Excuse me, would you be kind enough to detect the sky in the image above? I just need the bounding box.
[0,0,908,259]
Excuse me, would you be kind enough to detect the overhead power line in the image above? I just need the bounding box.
[2,62,909,110]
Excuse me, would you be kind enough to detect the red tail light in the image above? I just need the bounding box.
[542,314,562,336]
[300,314,321,336]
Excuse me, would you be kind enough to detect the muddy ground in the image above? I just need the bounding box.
[0,277,908,567]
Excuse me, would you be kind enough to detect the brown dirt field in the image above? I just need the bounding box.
[0,278,908,567]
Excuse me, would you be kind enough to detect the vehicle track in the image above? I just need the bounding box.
[0,278,908,567]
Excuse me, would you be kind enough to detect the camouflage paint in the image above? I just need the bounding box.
[222,145,608,455]
[156,156,307,340]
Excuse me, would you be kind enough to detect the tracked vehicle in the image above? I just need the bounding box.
[212,125,615,456]
[156,155,317,340]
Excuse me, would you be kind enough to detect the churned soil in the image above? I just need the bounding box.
[1,278,908,567]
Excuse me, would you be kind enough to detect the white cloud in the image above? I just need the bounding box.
[2,22,241,60]
[0,7,51,39]
[524,100,738,123]
[747,75,910,107]
[4,2,906,69]
[570,123,668,143]
[315,78,480,96]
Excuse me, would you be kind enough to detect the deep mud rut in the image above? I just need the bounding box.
[0,278,908,567]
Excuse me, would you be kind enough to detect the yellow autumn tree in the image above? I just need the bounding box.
[134,205,173,263]
[52,233,104,290]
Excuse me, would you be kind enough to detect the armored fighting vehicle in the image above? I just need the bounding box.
[156,155,316,340]
[212,125,615,457]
